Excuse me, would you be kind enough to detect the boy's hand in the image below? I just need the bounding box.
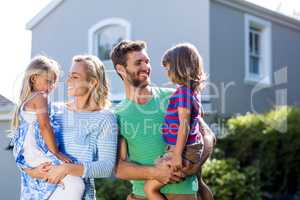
[55,152,72,163]
[171,154,183,172]
[154,160,184,184]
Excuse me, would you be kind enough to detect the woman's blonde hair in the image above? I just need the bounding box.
[162,43,207,92]
[72,55,111,109]
[11,55,60,130]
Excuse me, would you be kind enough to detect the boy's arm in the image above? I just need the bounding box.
[174,107,190,156]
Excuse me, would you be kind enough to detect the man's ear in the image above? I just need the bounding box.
[115,64,126,79]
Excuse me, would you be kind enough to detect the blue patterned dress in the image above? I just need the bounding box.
[13,102,62,200]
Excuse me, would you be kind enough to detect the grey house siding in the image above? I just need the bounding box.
[31,0,210,102]
[209,1,300,115]
[0,121,20,200]
[272,24,300,107]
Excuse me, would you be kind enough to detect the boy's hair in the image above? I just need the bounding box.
[162,43,207,92]
[110,40,147,79]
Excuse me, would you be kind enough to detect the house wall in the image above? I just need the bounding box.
[0,120,20,200]
[272,24,300,108]
[209,1,300,115]
[31,0,210,102]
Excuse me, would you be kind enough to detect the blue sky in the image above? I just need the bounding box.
[0,0,299,102]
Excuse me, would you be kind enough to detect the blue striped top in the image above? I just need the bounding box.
[53,103,118,200]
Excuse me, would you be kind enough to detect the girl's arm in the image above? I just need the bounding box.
[33,93,71,163]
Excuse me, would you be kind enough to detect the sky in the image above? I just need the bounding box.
[0,0,299,103]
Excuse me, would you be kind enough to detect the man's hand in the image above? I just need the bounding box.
[153,160,185,184]
[46,164,68,184]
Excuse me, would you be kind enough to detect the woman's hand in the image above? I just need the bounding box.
[46,164,68,184]
[24,162,52,180]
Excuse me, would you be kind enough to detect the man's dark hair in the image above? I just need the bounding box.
[110,40,147,79]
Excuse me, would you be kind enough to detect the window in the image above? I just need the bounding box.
[88,18,131,66]
[245,14,272,85]
[95,25,126,61]
[88,18,130,102]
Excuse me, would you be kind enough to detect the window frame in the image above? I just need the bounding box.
[244,14,272,86]
[88,18,131,102]
[88,18,131,68]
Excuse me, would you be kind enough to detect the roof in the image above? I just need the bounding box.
[26,0,64,30]
[214,0,300,31]
[0,95,15,120]
[26,0,300,31]
[0,94,14,108]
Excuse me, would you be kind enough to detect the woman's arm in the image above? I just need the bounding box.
[44,112,118,184]
[81,112,118,178]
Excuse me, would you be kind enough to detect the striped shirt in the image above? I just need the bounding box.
[162,85,202,145]
[53,103,118,200]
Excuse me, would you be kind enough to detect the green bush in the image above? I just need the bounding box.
[217,106,300,199]
[202,158,261,200]
[95,178,131,200]
[94,159,261,200]
[94,107,300,199]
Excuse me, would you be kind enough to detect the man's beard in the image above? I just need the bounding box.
[125,69,150,88]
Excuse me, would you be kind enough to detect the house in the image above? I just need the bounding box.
[26,0,300,115]
[0,95,20,199]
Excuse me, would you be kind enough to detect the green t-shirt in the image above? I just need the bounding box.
[114,87,198,196]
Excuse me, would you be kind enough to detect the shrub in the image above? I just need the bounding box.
[217,106,300,199]
[95,178,131,200]
[202,158,261,200]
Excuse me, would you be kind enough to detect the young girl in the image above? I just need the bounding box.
[12,56,85,200]
[144,43,211,199]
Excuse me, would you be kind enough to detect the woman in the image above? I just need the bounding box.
[24,55,118,200]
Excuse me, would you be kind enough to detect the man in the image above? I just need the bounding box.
[112,40,201,200]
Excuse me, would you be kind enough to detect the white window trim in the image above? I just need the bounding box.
[244,14,272,86]
[88,18,131,65]
[88,18,130,102]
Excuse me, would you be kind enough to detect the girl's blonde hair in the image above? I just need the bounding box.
[11,55,60,130]
[162,43,207,92]
[72,55,111,109]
